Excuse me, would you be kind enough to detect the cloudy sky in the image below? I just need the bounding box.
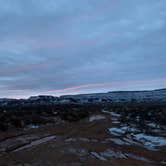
[0,0,166,98]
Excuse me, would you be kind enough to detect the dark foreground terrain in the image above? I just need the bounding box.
[0,102,166,166]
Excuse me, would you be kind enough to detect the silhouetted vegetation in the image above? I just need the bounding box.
[0,102,166,133]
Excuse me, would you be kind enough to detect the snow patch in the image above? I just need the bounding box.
[89,115,106,122]
[134,133,166,149]
[14,135,56,152]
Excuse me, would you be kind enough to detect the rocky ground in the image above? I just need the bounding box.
[0,103,166,166]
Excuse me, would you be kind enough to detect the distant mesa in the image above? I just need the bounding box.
[0,88,166,106]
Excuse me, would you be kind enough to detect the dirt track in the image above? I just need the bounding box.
[0,110,165,166]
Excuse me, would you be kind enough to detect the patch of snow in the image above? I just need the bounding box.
[123,138,142,146]
[126,153,154,163]
[111,117,118,121]
[90,152,107,161]
[101,109,111,114]
[161,161,166,165]
[101,149,127,159]
[108,125,166,151]
[134,133,166,149]
[89,115,106,122]
[121,126,138,132]
[147,123,157,128]
[110,138,130,145]
[112,120,120,124]
[26,124,40,129]
[65,137,98,143]
[110,112,121,117]
[78,138,90,142]
[65,138,77,142]
[67,148,88,157]
[102,110,121,117]
[109,126,139,136]
[99,149,153,163]
[14,135,56,152]
[108,127,126,136]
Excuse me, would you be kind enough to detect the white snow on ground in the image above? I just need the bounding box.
[65,137,98,143]
[125,153,153,163]
[110,138,130,145]
[101,109,113,115]
[101,149,127,159]
[91,149,154,163]
[102,110,121,117]
[109,127,126,136]
[123,138,142,146]
[89,115,106,122]
[26,124,40,129]
[108,126,138,136]
[91,152,107,161]
[112,120,120,124]
[102,110,122,124]
[110,112,121,117]
[108,125,166,150]
[14,135,56,152]
[147,123,157,128]
[134,133,166,148]
[101,149,153,163]
[65,148,88,157]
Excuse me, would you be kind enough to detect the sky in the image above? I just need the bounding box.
[0,0,166,98]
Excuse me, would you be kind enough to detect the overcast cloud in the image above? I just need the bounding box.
[0,0,166,98]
